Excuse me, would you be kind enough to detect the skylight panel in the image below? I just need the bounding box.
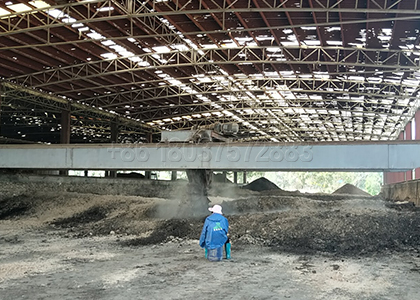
[173,44,189,51]
[281,41,299,46]
[96,6,114,12]
[101,40,115,46]
[309,95,323,100]
[168,79,182,86]
[234,74,248,79]
[62,17,76,23]
[326,41,342,46]
[256,35,274,41]
[378,35,391,42]
[110,45,126,52]
[77,27,89,32]
[327,27,341,32]
[348,43,365,48]
[267,47,282,53]
[101,53,118,59]
[348,76,365,83]
[0,8,9,17]
[119,51,134,57]
[197,76,212,83]
[236,37,254,45]
[314,74,330,80]
[46,8,64,18]
[402,79,420,86]
[7,3,31,13]
[87,32,104,40]
[299,74,312,78]
[384,78,400,84]
[28,1,49,9]
[223,110,234,116]
[367,77,382,83]
[221,42,237,48]
[279,71,295,77]
[152,46,171,53]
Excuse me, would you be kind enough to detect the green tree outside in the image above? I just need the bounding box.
[246,172,383,195]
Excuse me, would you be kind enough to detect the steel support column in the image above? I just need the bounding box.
[60,110,71,145]
[0,91,2,137]
[171,171,177,181]
[59,109,71,176]
[109,120,119,178]
[233,172,238,184]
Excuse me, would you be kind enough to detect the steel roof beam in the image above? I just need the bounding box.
[1,81,158,133]
[7,46,420,87]
[2,0,420,36]
[137,104,409,122]
[80,76,419,104]
[3,14,420,51]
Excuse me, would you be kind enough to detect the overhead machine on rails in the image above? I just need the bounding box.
[161,122,239,215]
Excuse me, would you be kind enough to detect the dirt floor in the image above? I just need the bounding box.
[1,178,420,299]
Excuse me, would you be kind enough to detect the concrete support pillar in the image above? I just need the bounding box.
[233,172,238,184]
[416,110,420,179]
[385,132,405,184]
[145,132,153,179]
[405,122,413,181]
[243,171,247,184]
[109,120,118,178]
[59,109,71,176]
[171,171,177,181]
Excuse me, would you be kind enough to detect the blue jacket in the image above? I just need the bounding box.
[199,213,229,250]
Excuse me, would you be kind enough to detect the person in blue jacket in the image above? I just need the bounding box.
[199,204,231,260]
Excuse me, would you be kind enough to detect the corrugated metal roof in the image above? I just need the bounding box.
[1,0,420,143]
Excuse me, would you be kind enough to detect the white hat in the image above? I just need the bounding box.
[208,204,223,214]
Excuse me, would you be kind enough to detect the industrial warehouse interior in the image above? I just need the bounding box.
[1,0,420,299]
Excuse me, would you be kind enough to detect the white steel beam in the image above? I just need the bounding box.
[1,141,420,171]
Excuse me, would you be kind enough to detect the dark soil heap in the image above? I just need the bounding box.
[242,177,280,191]
[333,183,371,196]
[2,179,420,257]
[0,195,32,220]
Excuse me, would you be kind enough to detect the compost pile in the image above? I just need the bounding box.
[333,183,372,196]
[1,179,420,256]
[242,177,280,191]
